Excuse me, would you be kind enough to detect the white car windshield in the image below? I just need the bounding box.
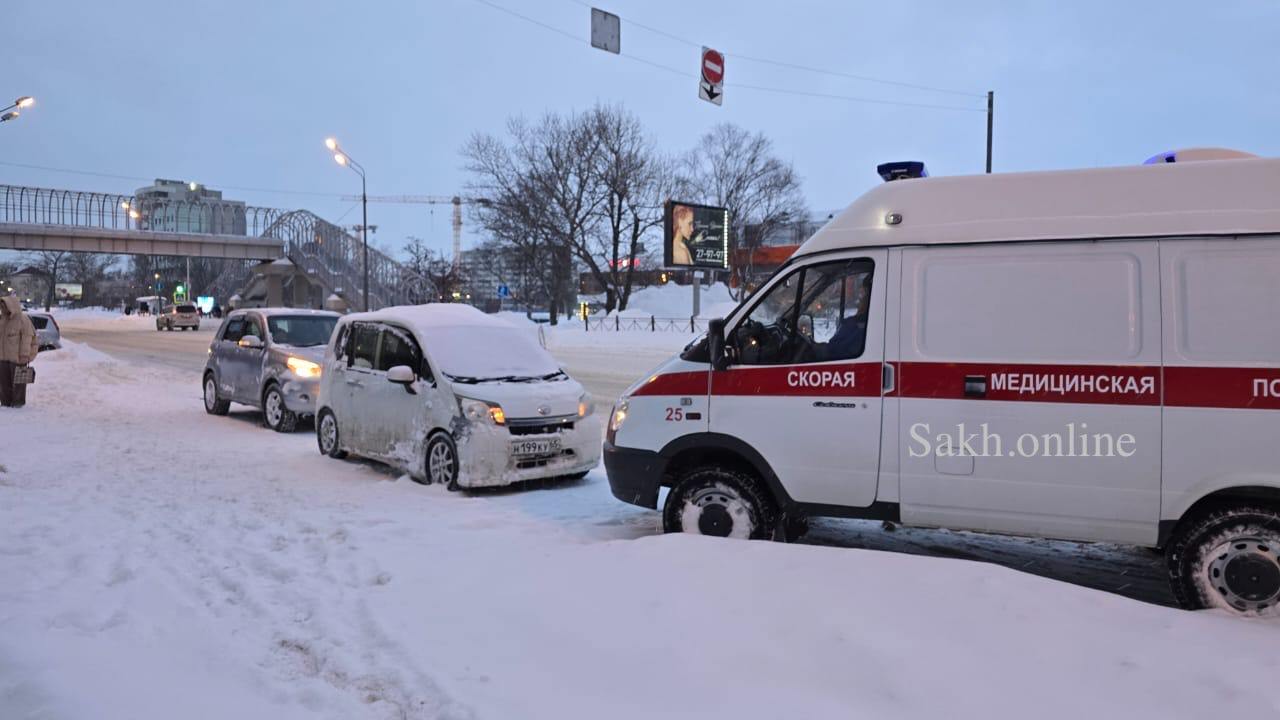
[426,325,562,383]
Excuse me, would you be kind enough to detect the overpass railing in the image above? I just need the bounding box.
[0,184,283,236]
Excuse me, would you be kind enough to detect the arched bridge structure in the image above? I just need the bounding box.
[0,184,431,311]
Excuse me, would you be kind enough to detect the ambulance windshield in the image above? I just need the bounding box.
[731,259,873,365]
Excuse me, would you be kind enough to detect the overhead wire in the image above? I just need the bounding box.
[562,0,987,101]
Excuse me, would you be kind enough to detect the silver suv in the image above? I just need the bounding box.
[157,303,201,331]
[27,312,62,351]
[203,308,340,432]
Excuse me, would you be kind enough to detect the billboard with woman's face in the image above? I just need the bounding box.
[664,201,729,270]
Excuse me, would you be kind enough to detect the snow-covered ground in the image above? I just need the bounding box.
[3,330,1280,719]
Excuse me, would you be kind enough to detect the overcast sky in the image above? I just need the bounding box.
[4,0,1278,258]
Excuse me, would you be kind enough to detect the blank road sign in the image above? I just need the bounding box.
[590,8,620,54]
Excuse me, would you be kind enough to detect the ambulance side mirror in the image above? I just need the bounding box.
[708,318,731,371]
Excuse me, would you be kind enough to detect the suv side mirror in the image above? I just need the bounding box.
[708,318,731,372]
[387,365,418,394]
[238,335,263,349]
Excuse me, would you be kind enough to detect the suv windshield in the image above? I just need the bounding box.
[268,315,338,347]
[177,305,196,313]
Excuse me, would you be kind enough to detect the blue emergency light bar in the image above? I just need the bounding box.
[877,161,929,182]
[1144,151,1177,164]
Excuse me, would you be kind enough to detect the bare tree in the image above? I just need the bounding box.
[685,123,807,298]
[23,251,67,310]
[64,253,119,306]
[423,250,468,302]
[583,104,673,312]
[465,112,605,324]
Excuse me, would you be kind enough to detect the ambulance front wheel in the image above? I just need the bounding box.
[663,466,777,540]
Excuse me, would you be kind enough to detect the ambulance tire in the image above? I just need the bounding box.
[663,466,777,540]
[1167,504,1280,616]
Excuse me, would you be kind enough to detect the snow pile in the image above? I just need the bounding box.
[605,282,734,318]
[2,339,1278,719]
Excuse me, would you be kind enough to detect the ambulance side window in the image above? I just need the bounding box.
[731,259,874,365]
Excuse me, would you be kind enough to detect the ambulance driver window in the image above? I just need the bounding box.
[731,259,873,365]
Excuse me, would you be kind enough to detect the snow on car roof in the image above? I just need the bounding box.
[344,304,559,378]
[240,308,340,318]
[343,303,511,331]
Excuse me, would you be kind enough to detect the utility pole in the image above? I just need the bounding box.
[361,175,369,311]
[985,91,994,174]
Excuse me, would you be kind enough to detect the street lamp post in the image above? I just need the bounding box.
[0,96,35,125]
[325,137,369,311]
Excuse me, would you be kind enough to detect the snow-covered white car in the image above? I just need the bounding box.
[315,304,602,489]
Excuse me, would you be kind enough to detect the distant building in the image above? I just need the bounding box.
[732,211,839,291]
[133,179,247,235]
[0,266,47,305]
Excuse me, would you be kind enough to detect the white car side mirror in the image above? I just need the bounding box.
[387,365,415,384]
[238,335,263,349]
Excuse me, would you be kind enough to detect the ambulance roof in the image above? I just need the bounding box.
[795,156,1280,257]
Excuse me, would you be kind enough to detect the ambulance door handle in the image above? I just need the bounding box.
[964,375,986,398]
[882,363,895,393]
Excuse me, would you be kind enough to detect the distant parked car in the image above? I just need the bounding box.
[157,303,201,331]
[27,312,61,351]
[316,304,601,489]
[203,308,341,432]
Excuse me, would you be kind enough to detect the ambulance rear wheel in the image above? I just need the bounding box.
[663,466,777,540]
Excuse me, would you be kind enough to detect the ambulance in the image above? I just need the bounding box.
[604,149,1280,615]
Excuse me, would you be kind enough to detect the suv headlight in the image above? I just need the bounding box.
[578,393,594,418]
[459,397,506,426]
[286,356,321,378]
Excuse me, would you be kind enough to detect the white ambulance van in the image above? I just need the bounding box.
[604,150,1280,615]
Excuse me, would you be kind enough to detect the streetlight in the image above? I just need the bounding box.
[324,137,369,311]
[0,96,34,125]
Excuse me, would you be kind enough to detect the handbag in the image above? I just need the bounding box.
[13,365,35,385]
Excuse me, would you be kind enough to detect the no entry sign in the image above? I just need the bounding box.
[698,46,724,106]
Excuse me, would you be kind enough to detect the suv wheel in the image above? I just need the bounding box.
[1168,504,1280,616]
[316,409,347,458]
[203,374,230,416]
[425,433,460,490]
[663,465,777,540]
[263,385,299,433]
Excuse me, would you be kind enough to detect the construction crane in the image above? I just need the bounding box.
[340,195,486,265]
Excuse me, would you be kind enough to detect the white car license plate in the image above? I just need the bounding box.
[511,437,562,457]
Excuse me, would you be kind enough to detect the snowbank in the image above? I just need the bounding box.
[2,339,1278,719]
[602,281,735,318]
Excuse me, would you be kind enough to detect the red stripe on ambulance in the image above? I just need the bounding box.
[1164,366,1280,410]
[895,362,1161,406]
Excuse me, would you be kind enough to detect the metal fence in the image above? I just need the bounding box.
[584,315,707,333]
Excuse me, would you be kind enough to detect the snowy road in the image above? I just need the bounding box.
[5,318,1276,719]
[59,315,1174,606]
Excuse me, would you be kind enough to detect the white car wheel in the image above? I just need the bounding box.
[427,434,459,490]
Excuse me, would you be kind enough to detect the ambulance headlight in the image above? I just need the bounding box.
[608,399,628,435]
[578,393,595,418]
[459,397,506,426]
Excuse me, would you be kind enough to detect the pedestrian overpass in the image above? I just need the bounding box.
[0,183,431,311]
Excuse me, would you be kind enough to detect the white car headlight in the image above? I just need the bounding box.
[578,393,594,418]
[459,397,506,426]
